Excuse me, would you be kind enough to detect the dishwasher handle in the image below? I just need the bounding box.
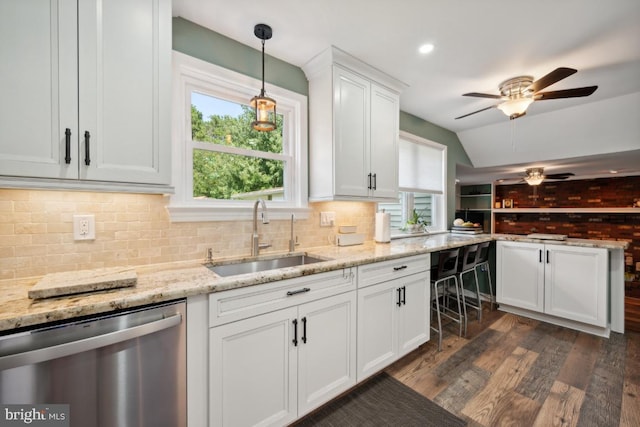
[0,312,182,371]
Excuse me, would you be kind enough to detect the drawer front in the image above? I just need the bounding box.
[209,268,355,327]
[358,254,430,288]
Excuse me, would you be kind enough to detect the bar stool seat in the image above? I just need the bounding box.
[430,248,463,351]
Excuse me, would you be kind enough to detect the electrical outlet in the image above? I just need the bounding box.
[73,214,95,240]
[320,211,335,227]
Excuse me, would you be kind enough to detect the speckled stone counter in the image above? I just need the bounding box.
[492,233,629,250]
[0,233,495,333]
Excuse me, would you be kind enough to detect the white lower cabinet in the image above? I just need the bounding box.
[356,254,430,381]
[496,240,609,332]
[209,286,356,426]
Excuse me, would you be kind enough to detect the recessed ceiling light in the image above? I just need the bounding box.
[418,43,434,55]
[609,170,618,174]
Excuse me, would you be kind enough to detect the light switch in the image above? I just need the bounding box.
[320,211,335,227]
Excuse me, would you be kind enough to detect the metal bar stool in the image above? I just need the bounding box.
[475,241,495,310]
[457,244,481,334]
[431,248,462,351]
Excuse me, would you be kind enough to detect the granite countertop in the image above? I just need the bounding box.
[492,233,629,250]
[0,232,626,333]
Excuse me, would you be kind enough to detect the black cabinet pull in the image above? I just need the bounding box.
[372,173,377,190]
[292,319,298,346]
[286,287,310,297]
[539,249,542,263]
[401,286,406,305]
[546,250,550,264]
[64,128,72,164]
[367,173,372,190]
[397,288,402,307]
[302,317,307,344]
[393,265,408,271]
[84,131,91,165]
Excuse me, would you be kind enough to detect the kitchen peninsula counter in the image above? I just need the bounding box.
[0,233,493,333]
[0,233,627,333]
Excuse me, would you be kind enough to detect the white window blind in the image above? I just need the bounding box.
[398,137,445,194]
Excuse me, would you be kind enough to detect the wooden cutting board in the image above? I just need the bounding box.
[29,267,137,299]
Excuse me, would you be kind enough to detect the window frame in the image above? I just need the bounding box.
[168,51,309,222]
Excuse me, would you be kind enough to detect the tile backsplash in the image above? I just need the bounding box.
[0,189,375,281]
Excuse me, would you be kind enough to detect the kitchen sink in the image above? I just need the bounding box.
[207,254,329,277]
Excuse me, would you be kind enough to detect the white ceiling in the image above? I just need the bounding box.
[172,0,640,183]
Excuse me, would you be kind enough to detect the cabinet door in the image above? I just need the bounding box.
[496,241,545,312]
[397,272,430,357]
[333,66,370,197]
[356,281,398,381]
[544,245,608,327]
[0,0,78,179]
[78,0,170,184]
[209,307,298,427]
[297,292,357,417]
[369,83,399,200]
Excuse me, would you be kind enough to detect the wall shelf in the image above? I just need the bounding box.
[493,208,640,214]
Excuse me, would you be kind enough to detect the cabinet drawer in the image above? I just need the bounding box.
[209,269,355,327]
[358,254,429,288]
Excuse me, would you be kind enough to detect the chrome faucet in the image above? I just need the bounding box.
[289,214,299,252]
[252,199,270,256]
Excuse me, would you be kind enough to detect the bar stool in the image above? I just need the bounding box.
[431,248,462,351]
[457,244,481,332]
[475,241,494,310]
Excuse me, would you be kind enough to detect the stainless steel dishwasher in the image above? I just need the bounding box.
[0,299,186,427]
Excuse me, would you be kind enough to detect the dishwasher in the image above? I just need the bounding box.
[0,299,186,427]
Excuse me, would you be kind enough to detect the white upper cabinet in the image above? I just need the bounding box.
[0,0,171,191]
[303,46,405,202]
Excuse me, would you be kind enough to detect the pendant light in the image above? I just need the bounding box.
[250,24,277,132]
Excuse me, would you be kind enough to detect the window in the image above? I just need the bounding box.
[378,131,447,236]
[168,52,309,222]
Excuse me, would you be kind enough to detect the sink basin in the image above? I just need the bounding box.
[207,254,328,277]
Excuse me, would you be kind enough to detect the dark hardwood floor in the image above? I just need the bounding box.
[386,306,640,427]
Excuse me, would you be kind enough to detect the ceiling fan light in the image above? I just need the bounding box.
[524,167,545,185]
[497,98,534,118]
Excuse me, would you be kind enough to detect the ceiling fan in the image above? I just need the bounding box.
[455,67,598,120]
[499,167,575,186]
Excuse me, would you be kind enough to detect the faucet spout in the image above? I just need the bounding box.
[252,199,269,256]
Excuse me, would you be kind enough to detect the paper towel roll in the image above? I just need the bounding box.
[375,212,390,243]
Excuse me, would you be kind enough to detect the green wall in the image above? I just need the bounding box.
[172,17,308,96]
[173,18,472,225]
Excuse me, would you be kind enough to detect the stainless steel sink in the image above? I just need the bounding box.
[207,254,328,277]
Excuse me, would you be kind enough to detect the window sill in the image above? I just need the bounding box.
[390,229,448,240]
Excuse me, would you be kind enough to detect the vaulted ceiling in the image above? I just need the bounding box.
[173,0,640,183]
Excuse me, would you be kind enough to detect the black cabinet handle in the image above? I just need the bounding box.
[367,173,372,190]
[302,317,307,344]
[539,249,542,263]
[546,250,550,264]
[372,173,377,190]
[393,265,408,271]
[64,128,72,164]
[292,319,298,346]
[397,288,402,307]
[286,287,310,297]
[84,131,91,165]
[401,286,406,305]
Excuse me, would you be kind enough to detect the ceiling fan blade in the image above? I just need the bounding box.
[545,173,575,180]
[535,86,598,100]
[455,105,497,119]
[462,92,502,99]
[528,67,577,93]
